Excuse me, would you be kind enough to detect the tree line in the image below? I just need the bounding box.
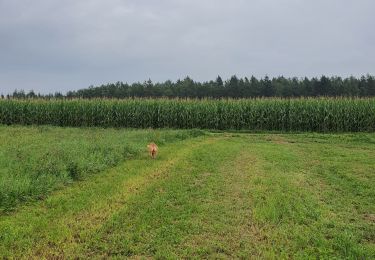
[5,75,375,99]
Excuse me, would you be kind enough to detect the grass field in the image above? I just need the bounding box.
[0,127,374,258]
[0,126,204,211]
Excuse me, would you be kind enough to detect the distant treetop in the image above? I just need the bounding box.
[8,75,375,99]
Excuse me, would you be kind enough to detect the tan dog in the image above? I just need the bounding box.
[147,142,158,159]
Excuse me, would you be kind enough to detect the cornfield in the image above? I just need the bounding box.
[0,98,374,132]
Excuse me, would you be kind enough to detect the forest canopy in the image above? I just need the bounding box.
[7,75,375,99]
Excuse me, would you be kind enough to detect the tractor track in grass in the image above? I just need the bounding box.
[0,136,216,258]
[80,136,261,258]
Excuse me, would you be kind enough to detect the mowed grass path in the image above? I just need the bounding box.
[1,132,374,258]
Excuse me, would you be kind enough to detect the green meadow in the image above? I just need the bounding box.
[0,126,374,258]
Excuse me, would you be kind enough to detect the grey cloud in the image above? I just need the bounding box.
[0,0,374,94]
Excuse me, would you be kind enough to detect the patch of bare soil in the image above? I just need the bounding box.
[363,213,375,223]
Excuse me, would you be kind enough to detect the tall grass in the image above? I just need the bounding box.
[0,98,374,132]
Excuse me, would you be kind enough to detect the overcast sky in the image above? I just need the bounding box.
[0,0,374,94]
